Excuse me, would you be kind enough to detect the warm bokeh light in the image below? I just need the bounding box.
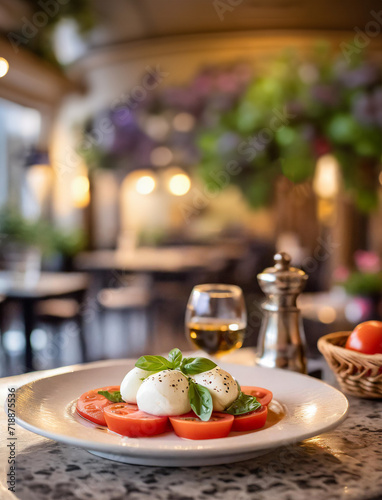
[71,175,90,208]
[168,173,191,196]
[379,170,382,186]
[313,154,341,198]
[150,146,173,167]
[26,164,53,207]
[145,115,169,141]
[317,306,337,324]
[0,57,9,78]
[136,175,156,195]
[173,112,195,132]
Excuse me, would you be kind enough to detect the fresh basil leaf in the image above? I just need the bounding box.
[188,380,213,421]
[135,355,173,372]
[168,348,182,368]
[224,392,261,415]
[97,390,123,403]
[180,357,217,375]
[236,380,241,393]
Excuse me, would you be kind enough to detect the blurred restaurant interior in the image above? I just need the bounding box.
[1,0,382,377]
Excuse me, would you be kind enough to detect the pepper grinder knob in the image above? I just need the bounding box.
[274,252,291,270]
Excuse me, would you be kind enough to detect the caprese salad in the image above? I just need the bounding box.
[76,348,272,440]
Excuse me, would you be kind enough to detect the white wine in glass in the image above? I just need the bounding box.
[185,284,247,357]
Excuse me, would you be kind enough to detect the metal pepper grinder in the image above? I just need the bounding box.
[256,252,308,373]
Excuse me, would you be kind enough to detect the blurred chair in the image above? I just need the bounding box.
[152,280,191,335]
[96,274,153,358]
[35,297,88,363]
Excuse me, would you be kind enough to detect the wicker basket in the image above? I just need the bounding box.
[318,331,382,399]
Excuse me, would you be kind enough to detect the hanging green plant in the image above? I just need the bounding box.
[78,46,382,212]
[8,0,95,67]
[195,47,382,211]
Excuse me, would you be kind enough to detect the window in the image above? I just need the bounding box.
[0,98,41,208]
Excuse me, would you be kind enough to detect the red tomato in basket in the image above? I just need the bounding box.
[345,321,382,355]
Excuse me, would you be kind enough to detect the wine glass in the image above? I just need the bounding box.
[185,284,247,357]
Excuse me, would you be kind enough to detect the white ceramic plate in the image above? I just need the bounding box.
[15,359,348,466]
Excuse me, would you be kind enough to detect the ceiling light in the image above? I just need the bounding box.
[0,58,9,78]
[168,173,191,196]
[136,175,156,195]
[313,154,341,199]
[71,175,90,208]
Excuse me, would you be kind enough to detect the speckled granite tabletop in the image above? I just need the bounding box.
[1,357,381,500]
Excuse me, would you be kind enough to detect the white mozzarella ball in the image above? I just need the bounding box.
[192,367,239,411]
[136,370,191,416]
[120,367,154,403]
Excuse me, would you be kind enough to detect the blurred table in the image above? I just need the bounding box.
[0,272,89,371]
[1,352,381,500]
[75,245,244,274]
[298,289,352,325]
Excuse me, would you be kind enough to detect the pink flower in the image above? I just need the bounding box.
[333,266,350,282]
[354,250,381,273]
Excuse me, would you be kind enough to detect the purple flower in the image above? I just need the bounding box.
[216,72,241,94]
[111,107,136,127]
[353,88,382,126]
[339,64,380,89]
[209,93,236,112]
[133,135,157,166]
[311,84,340,106]
[217,132,240,153]
[162,87,203,115]
[301,124,316,141]
[286,100,305,118]
[353,93,374,125]
[108,111,144,155]
[191,72,215,97]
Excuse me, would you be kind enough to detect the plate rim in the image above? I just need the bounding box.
[13,359,349,460]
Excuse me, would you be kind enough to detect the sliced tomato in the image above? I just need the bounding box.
[76,386,123,426]
[241,386,273,407]
[104,403,168,437]
[231,405,268,432]
[169,412,234,440]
